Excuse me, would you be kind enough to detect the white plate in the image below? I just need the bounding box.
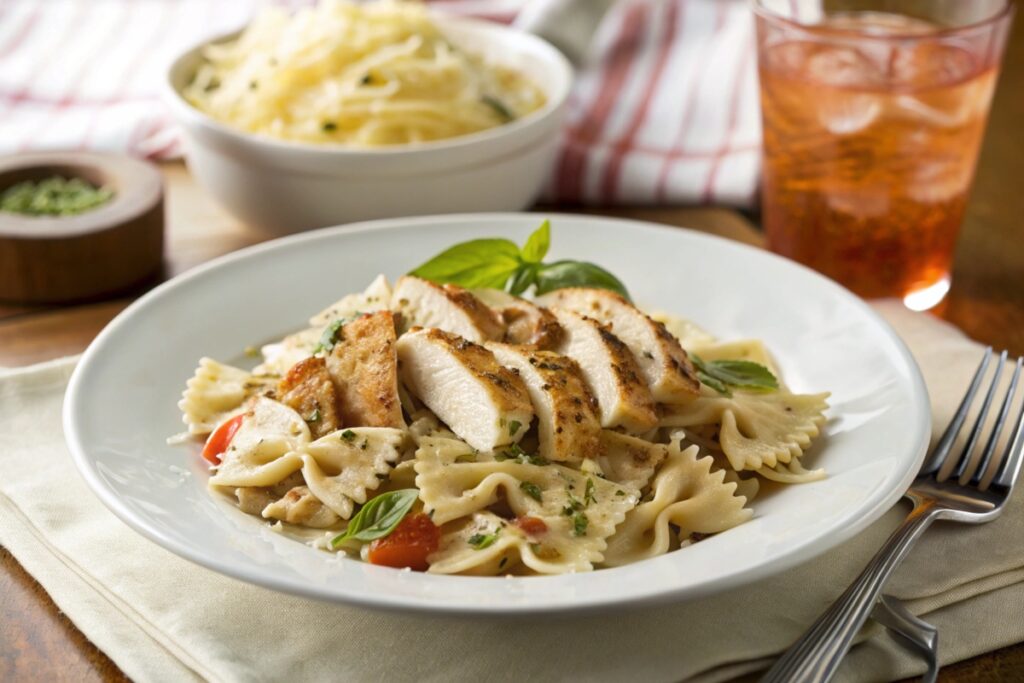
[64,213,930,615]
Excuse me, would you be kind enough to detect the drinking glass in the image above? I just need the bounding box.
[754,0,1013,310]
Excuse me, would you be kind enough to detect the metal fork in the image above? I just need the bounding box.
[761,349,1024,683]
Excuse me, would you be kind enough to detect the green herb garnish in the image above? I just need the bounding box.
[520,481,543,502]
[340,429,357,442]
[496,443,549,466]
[584,478,596,506]
[408,221,629,300]
[321,121,337,132]
[314,319,346,354]
[572,511,589,537]
[508,420,522,437]
[468,527,501,550]
[481,94,514,121]
[0,177,114,217]
[307,408,321,422]
[691,355,779,397]
[329,489,418,547]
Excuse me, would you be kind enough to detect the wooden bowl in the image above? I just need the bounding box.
[0,152,164,304]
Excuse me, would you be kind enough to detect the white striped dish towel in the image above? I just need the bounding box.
[0,0,760,206]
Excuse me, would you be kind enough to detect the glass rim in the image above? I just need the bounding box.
[752,0,1015,41]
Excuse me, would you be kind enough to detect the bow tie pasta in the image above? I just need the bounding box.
[176,273,831,575]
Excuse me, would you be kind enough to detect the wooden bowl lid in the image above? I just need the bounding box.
[0,151,164,304]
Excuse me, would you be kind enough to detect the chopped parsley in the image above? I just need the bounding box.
[496,443,548,466]
[340,429,357,442]
[508,420,522,437]
[615,489,626,497]
[584,478,596,506]
[307,408,321,422]
[519,481,543,502]
[313,318,348,354]
[468,527,501,550]
[572,511,589,537]
[1,176,114,217]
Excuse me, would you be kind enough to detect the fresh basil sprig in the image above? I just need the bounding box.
[691,355,779,397]
[330,489,418,548]
[408,221,630,300]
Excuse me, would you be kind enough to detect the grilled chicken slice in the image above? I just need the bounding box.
[277,357,341,438]
[396,328,534,452]
[486,343,601,463]
[472,289,564,349]
[392,276,504,342]
[538,288,701,403]
[546,309,658,433]
[325,311,405,429]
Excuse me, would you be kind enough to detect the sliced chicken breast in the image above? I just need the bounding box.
[546,309,658,433]
[396,328,534,452]
[325,311,405,429]
[392,276,504,342]
[486,343,601,463]
[472,289,564,350]
[277,356,341,438]
[538,288,701,403]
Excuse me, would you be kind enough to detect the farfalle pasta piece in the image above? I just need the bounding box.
[208,397,310,487]
[299,427,408,519]
[661,389,829,472]
[179,358,277,435]
[756,458,826,484]
[594,430,668,491]
[427,510,619,575]
[254,326,321,377]
[602,440,752,567]
[414,436,638,572]
[262,485,342,528]
[309,274,392,326]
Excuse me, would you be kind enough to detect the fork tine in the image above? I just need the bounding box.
[970,357,1022,486]
[951,351,1007,480]
[920,348,992,476]
[994,362,1024,489]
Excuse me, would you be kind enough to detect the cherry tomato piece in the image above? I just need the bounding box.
[367,513,440,571]
[515,515,548,537]
[201,414,244,465]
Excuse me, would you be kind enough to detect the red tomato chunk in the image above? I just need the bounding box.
[515,516,548,537]
[201,414,244,465]
[367,513,440,571]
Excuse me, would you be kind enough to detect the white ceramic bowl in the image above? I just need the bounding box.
[64,213,930,615]
[164,18,573,233]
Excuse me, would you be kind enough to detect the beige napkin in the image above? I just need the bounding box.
[1,302,1022,683]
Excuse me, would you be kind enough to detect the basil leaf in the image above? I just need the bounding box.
[691,355,779,396]
[534,260,631,300]
[330,489,418,547]
[409,238,522,289]
[520,220,550,263]
[507,263,537,296]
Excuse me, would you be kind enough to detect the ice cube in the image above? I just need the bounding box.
[817,94,881,134]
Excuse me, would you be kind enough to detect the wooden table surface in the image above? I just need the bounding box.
[3,16,1024,680]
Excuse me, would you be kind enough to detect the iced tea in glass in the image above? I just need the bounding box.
[754,1,1013,309]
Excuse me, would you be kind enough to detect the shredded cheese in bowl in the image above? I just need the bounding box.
[183,0,547,147]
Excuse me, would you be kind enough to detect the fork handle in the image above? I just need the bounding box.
[760,500,940,683]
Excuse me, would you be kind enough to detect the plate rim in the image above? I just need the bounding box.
[63,212,931,615]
